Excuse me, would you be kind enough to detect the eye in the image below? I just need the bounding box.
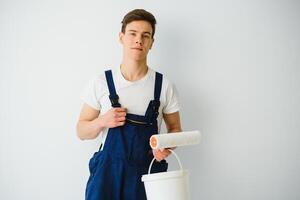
[143,35,150,39]
[130,32,136,36]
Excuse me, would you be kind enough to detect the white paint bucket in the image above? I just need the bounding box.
[141,150,190,200]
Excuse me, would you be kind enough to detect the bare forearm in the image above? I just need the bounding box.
[163,111,182,134]
[76,117,104,140]
[167,126,182,133]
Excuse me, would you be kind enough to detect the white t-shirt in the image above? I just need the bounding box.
[81,67,180,146]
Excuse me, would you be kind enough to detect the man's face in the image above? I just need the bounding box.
[119,20,154,61]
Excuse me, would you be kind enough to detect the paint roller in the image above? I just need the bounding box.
[150,130,201,149]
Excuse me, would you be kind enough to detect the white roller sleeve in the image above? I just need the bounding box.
[150,130,201,149]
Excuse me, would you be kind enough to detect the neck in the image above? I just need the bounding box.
[120,58,148,81]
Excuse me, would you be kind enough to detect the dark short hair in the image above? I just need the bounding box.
[121,9,157,38]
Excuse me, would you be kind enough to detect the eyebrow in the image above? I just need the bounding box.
[128,30,151,35]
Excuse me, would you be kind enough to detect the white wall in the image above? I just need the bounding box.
[1,0,299,199]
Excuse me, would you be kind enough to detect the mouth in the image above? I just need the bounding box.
[131,48,143,51]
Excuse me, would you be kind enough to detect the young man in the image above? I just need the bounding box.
[77,9,182,200]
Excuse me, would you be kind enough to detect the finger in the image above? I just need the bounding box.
[116,112,127,117]
[163,149,171,155]
[153,151,162,161]
[116,116,126,122]
[156,151,167,160]
[160,150,171,157]
[159,154,166,161]
[162,153,169,159]
[116,121,125,126]
[154,155,162,162]
[115,107,127,112]
[159,148,168,156]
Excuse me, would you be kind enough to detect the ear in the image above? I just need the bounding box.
[119,32,124,44]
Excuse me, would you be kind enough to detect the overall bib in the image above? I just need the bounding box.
[85,70,168,200]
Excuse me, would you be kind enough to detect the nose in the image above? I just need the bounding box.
[135,36,143,45]
[136,40,142,45]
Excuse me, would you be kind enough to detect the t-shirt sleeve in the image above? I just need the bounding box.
[80,77,102,110]
[162,81,180,114]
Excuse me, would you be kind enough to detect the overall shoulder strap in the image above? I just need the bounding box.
[154,72,163,101]
[105,70,121,107]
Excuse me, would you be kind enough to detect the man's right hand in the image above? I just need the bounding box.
[76,104,127,140]
[99,107,127,128]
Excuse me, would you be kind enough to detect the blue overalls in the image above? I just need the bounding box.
[85,70,168,200]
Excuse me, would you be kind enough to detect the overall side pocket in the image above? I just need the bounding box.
[88,151,103,176]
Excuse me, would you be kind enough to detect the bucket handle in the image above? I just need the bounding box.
[148,149,183,174]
